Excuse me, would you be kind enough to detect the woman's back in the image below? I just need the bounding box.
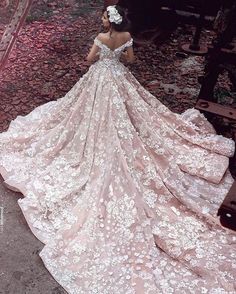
[96,31,131,51]
[90,31,135,64]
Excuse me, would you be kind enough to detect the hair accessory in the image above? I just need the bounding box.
[106,5,123,25]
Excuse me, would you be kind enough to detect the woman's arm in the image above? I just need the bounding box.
[121,47,135,64]
[125,46,135,63]
[122,32,135,63]
[86,42,100,62]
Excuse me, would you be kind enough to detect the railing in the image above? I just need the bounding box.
[0,0,33,72]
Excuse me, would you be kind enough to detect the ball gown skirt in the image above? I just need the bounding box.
[0,37,236,293]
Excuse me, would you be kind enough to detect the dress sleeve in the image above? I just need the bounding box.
[125,38,133,48]
[94,37,102,49]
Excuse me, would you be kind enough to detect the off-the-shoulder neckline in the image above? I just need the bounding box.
[94,37,133,52]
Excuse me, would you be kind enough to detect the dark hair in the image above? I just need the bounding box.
[105,5,129,32]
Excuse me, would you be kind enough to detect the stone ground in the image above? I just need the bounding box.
[0,1,235,293]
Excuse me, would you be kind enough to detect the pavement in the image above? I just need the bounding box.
[0,177,67,294]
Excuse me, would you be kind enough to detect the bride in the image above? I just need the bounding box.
[0,4,236,294]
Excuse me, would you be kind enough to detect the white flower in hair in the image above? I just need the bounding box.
[107,5,123,25]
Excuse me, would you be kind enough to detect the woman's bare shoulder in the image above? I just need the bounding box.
[123,31,132,40]
[116,31,132,42]
[97,32,131,42]
[96,32,108,41]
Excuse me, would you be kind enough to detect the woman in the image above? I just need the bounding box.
[0,5,235,294]
[87,6,135,63]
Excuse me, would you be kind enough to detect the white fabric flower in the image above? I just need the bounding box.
[107,5,123,24]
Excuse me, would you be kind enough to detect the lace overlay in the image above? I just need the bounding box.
[0,36,236,293]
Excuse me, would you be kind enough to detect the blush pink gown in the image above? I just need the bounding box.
[0,37,236,294]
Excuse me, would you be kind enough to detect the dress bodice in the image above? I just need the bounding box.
[94,37,133,63]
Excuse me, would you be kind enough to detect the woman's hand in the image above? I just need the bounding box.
[121,48,135,64]
[121,51,128,58]
[120,51,128,63]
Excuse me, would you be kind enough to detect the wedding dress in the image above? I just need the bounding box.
[0,36,236,294]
